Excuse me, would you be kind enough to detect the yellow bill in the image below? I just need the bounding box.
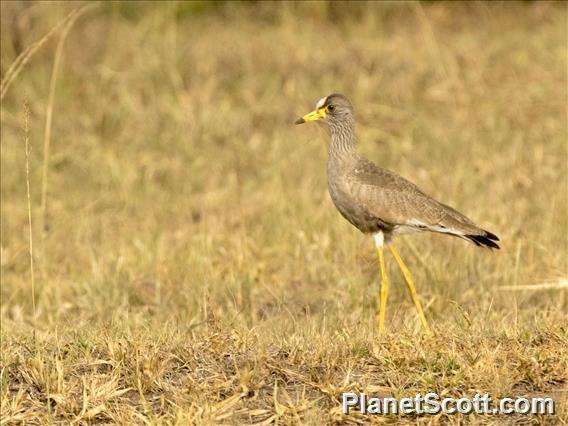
[294,107,326,125]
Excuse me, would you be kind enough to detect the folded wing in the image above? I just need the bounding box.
[346,159,500,249]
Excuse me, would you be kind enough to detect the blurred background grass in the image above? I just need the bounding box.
[1,1,567,423]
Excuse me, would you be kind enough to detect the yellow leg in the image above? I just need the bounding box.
[377,246,389,334]
[389,246,432,335]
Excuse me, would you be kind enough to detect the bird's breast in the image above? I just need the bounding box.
[326,168,389,235]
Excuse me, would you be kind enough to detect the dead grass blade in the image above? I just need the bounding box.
[500,278,568,291]
[0,3,97,101]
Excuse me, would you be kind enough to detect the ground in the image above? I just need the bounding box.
[1,2,566,424]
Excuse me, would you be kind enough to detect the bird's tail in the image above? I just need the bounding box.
[464,230,500,250]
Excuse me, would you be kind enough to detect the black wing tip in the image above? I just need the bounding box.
[467,233,500,250]
[483,230,500,241]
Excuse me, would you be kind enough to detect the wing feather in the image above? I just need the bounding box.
[345,158,498,249]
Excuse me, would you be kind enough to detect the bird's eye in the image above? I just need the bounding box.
[327,105,335,112]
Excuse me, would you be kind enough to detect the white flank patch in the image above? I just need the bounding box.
[373,232,384,248]
[406,218,429,229]
[406,219,464,236]
[315,96,327,109]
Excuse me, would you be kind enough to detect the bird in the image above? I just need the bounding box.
[294,94,499,334]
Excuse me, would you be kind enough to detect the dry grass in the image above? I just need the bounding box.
[1,2,567,424]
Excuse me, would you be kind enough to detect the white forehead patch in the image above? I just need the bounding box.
[315,96,327,109]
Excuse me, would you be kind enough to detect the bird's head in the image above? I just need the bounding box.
[295,94,354,129]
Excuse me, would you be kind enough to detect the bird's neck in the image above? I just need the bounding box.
[328,120,357,162]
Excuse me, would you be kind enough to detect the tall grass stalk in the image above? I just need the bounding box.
[0,5,89,101]
[23,100,36,317]
[40,9,85,253]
